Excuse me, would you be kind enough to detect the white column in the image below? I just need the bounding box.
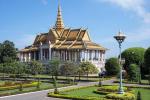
[87,50,89,61]
[34,51,36,60]
[98,50,100,61]
[84,50,87,61]
[40,42,43,60]
[20,53,23,62]
[80,50,82,62]
[91,50,93,62]
[49,41,51,60]
[24,53,27,62]
[63,51,65,61]
[74,51,77,62]
[29,52,31,62]
[65,50,67,60]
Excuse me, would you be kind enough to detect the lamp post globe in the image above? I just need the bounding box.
[114,31,126,94]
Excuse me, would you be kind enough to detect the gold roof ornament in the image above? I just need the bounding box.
[54,1,64,32]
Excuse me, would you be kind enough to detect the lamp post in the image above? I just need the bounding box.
[114,31,126,94]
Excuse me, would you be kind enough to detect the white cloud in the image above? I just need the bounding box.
[127,28,150,42]
[101,0,150,23]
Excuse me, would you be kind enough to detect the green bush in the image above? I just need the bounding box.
[144,47,150,75]
[128,64,138,82]
[106,92,135,100]
[105,58,120,76]
[97,86,127,92]
[93,90,109,95]
[4,81,13,86]
[0,82,39,91]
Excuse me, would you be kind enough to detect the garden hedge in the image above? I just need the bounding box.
[0,82,39,91]
[106,92,135,100]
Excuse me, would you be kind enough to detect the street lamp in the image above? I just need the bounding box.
[114,31,126,94]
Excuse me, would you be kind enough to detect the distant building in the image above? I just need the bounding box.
[19,3,107,72]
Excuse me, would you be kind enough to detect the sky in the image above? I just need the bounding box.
[0,0,150,58]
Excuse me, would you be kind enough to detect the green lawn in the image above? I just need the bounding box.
[53,86,150,100]
[134,88,150,100]
[62,86,105,98]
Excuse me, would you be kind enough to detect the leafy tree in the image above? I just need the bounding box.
[60,61,77,79]
[3,63,13,75]
[0,40,17,63]
[13,62,27,77]
[128,64,138,82]
[0,64,5,80]
[30,60,43,88]
[105,57,120,76]
[0,64,3,73]
[80,62,98,80]
[49,59,60,79]
[144,47,150,75]
[30,60,43,75]
[121,47,145,72]
[77,65,83,81]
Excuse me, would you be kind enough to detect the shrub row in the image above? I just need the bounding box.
[0,82,39,91]
[106,92,135,100]
[48,93,106,100]
[93,90,110,95]
[113,80,150,85]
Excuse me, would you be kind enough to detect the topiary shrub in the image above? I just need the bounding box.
[106,92,135,100]
[105,58,120,76]
[128,64,138,82]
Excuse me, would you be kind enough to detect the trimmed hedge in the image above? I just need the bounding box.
[97,86,128,92]
[0,82,39,91]
[93,90,110,95]
[106,92,135,100]
[48,93,106,100]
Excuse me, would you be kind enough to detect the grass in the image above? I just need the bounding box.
[134,88,150,100]
[62,86,105,98]
[48,86,150,100]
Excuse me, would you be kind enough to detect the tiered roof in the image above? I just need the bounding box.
[20,3,106,52]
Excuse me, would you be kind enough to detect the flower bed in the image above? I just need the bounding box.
[106,92,135,100]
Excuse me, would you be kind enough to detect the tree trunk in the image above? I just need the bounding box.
[79,72,81,81]
[87,72,89,81]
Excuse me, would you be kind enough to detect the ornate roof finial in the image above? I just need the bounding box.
[54,0,64,31]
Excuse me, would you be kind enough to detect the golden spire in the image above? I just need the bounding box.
[54,0,64,31]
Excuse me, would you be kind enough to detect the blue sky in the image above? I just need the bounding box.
[0,0,150,58]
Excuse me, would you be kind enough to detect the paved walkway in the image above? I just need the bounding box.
[0,79,149,100]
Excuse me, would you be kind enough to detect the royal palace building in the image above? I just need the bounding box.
[19,4,107,72]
